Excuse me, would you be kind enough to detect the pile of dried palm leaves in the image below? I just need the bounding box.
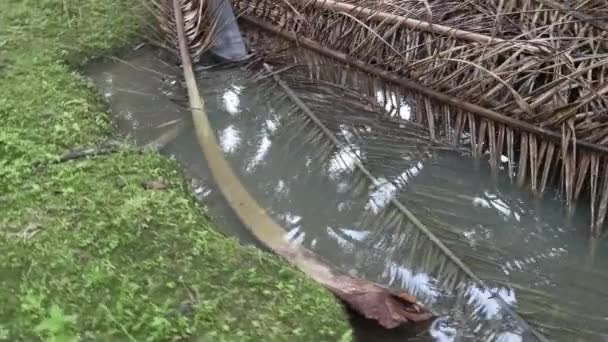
[233,0,608,237]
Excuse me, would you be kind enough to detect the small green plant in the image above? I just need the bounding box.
[34,305,77,342]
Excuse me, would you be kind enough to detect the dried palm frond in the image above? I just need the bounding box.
[147,0,218,61]
[234,0,608,237]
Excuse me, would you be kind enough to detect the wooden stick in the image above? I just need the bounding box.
[31,120,189,167]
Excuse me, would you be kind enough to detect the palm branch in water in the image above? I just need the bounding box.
[270,61,608,339]
[146,1,604,339]
[235,0,608,237]
[247,60,555,341]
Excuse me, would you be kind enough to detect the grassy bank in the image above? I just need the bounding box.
[0,1,350,340]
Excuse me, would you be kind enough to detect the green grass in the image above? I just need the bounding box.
[0,1,351,340]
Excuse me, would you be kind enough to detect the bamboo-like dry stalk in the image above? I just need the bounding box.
[234,0,608,237]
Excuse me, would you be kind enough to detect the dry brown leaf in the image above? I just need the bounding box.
[327,276,434,328]
[143,177,169,190]
[275,244,434,329]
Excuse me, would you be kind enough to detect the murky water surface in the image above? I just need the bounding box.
[86,48,608,342]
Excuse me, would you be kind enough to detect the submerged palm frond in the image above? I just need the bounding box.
[251,63,557,341]
[245,59,608,339]
[235,0,608,237]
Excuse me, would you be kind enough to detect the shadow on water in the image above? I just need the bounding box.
[86,47,608,342]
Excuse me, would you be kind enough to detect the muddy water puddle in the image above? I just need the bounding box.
[86,47,608,342]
